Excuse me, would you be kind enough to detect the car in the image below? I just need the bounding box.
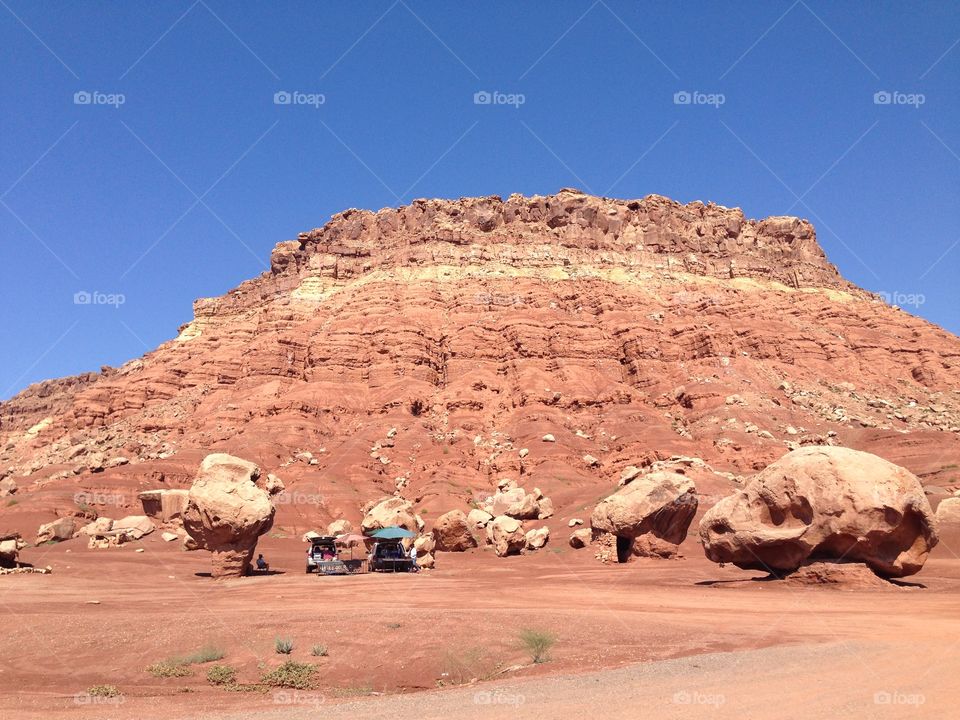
[305,536,348,575]
[369,539,414,572]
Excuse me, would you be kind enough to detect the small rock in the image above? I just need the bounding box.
[568,518,583,527]
[542,434,555,443]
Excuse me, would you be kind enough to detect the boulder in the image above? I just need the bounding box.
[525,526,550,550]
[466,509,493,529]
[488,488,540,520]
[699,447,938,578]
[79,517,114,536]
[36,517,78,544]
[183,454,279,578]
[414,534,436,555]
[568,518,583,527]
[0,532,25,567]
[161,532,179,542]
[542,434,555,442]
[301,530,321,542]
[591,471,698,545]
[327,519,353,536]
[569,528,592,548]
[418,552,435,569]
[138,489,189,523]
[537,497,554,520]
[432,510,477,552]
[361,496,418,534]
[619,466,643,486]
[0,478,16,497]
[935,497,960,551]
[486,515,525,557]
[113,515,155,540]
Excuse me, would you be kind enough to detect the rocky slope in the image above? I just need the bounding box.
[2,189,959,538]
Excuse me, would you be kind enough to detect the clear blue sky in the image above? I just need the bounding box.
[1,1,958,400]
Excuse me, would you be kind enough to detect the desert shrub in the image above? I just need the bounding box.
[311,644,328,657]
[275,637,294,654]
[518,628,556,664]
[260,660,316,689]
[146,661,192,678]
[206,665,237,686]
[86,685,121,698]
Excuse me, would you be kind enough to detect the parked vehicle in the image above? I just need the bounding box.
[305,536,348,575]
[369,539,414,572]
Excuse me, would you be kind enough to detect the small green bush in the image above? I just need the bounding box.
[206,665,237,686]
[311,644,328,657]
[260,660,316,689]
[519,628,556,664]
[275,637,294,655]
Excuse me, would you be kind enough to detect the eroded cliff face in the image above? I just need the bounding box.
[1,190,958,531]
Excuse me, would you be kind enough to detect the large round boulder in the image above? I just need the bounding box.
[591,471,698,545]
[360,496,418,534]
[699,446,938,578]
[486,515,526,557]
[432,510,477,552]
[183,454,283,579]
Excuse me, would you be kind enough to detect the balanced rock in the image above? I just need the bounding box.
[699,446,938,578]
[592,471,697,545]
[183,454,282,578]
[432,510,477,552]
[487,515,526,557]
[361,496,418,534]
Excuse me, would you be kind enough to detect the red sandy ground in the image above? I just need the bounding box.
[3,535,960,720]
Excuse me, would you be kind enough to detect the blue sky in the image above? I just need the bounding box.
[1,1,958,399]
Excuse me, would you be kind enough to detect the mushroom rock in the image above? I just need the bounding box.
[182,454,281,579]
[699,446,938,578]
[432,509,477,552]
[487,515,526,557]
[360,496,418,534]
[591,471,698,546]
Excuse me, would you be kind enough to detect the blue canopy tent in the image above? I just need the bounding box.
[368,526,416,540]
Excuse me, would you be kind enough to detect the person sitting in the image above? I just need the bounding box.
[255,553,268,571]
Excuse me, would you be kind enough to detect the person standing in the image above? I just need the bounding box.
[409,543,419,572]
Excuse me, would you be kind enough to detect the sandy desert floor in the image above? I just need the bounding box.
[3,537,960,720]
